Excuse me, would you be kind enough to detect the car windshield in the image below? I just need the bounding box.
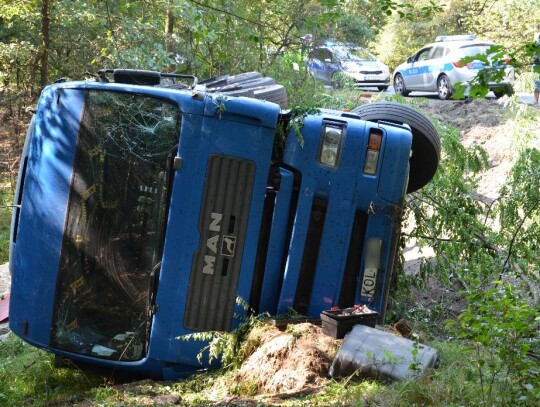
[335,47,376,62]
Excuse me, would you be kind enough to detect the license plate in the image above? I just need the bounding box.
[365,75,378,81]
[361,267,378,298]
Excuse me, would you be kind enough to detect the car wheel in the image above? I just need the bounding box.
[377,86,389,92]
[393,74,410,96]
[352,102,440,193]
[437,74,453,100]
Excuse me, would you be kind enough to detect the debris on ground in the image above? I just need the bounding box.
[329,324,439,380]
[231,323,340,395]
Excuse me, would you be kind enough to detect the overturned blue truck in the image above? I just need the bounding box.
[8,70,440,379]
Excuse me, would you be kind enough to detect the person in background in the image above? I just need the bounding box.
[533,23,540,105]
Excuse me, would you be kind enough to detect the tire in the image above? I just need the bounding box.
[216,83,288,109]
[253,84,288,108]
[377,86,389,92]
[199,74,230,88]
[220,87,255,97]
[226,71,262,85]
[393,74,410,96]
[352,102,440,193]
[234,77,276,89]
[437,74,453,100]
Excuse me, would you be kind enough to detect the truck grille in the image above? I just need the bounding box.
[184,155,255,331]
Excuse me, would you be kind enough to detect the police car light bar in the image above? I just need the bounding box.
[435,34,476,42]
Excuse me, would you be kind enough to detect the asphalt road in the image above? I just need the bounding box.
[379,86,535,105]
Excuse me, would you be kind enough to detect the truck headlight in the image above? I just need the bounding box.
[318,123,344,168]
[363,129,383,175]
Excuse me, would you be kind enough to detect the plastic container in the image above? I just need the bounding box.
[320,309,378,339]
[329,324,439,380]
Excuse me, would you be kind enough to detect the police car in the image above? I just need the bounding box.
[393,35,515,100]
[308,41,391,90]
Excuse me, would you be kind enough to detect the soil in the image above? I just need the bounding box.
[0,96,532,403]
[232,323,339,395]
[422,97,519,201]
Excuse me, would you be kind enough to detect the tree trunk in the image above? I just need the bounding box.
[40,0,51,89]
[165,0,176,72]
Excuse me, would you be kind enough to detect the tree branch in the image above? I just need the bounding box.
[187,0,272,29]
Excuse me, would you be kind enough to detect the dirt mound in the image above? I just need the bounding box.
[423,98,518,201]
[422,98,506,130]
[232,323,339,395]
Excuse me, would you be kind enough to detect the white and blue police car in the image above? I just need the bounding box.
[393,35,515,100]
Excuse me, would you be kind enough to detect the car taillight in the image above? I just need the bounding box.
[452,61,470,68]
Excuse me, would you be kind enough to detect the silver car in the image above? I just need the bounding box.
[308,42,390,90]
[393,35,515,100]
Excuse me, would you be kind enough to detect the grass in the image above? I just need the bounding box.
[1,330,535,406]
[0,334,104,406]
[0,186,12,264]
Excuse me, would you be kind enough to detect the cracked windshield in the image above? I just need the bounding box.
[51,91,180,361]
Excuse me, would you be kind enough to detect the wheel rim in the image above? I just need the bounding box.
[394,76,404,93]
[438,77,449,99]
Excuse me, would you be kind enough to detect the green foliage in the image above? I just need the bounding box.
[447,283,540,405]
[453,45,515,99]
[330,71,356,89]
[177,297,270,369]
[379,0,445,20]
[384,97,540,404]
[0,192,11,263]
[264,50,328,107]
[213,95,227,119]
[0,335,103,406]
[395,101,491,288]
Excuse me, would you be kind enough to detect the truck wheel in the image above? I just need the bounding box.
[234,77,276,89]
[226,71,263,84]
[253,84,288,108]
[199,75,230,88]
[352,102,440,193]
[201,72,263,89]
[220,84,288,108]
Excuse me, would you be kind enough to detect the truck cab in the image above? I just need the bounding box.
[9,69,439,379]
